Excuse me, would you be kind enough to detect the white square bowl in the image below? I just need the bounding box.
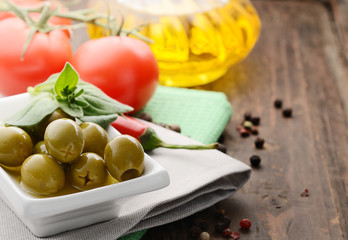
[0,93,170,237]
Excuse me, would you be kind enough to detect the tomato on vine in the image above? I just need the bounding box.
[0,17,72,96]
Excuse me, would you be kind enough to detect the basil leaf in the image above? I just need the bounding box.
[5,94,58,127]
[57,100,84,118]
[79,82,133,115]
[54,63,79,98]
[79,114,119,129]
[6,62,133,129]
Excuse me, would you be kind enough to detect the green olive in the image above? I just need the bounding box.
[44,119,84,163]
[80,122,108,157]
[104,135,145,182]
[46,109,72,124]
[20,154,65,195]
[0,126,33,167]
[68,152,107,190]
[30,109,72,141]
[33,141,48,154]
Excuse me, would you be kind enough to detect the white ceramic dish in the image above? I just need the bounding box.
[0,93,170,237]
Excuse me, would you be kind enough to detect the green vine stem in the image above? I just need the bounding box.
[0,0,152,59]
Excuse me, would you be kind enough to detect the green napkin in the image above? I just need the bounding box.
[137,86,233,144]
[119,86,232,240]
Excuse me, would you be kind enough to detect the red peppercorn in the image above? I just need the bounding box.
[231,232,240,239]
[222,228,233,237]
[240,219,251,229]
[300,188,309,197]
[240,128,250,137]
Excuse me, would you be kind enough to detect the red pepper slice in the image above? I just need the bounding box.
[111,116,220,152]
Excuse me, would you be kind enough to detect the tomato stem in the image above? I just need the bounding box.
[140,126,220,152]
[0,0,152,42]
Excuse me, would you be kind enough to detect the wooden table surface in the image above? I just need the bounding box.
[140,0,348,239]
[70,0,348,239]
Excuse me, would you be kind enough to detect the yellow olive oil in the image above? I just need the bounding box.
[88,0,261,87]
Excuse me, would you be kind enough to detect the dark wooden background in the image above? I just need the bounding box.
[72,0,348,239]
[142,0,348,239]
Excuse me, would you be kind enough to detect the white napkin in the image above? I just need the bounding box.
[0,122,251,239]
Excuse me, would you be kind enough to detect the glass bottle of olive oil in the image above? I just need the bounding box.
[88,0,261,87]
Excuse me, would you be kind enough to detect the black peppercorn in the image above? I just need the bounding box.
[274,99,283,109]
[221,216,231,227]
[214,222,226,233]
[244,112,252,121]
[282,108,292,118]
[250,155,261,167]
[254,137,265,149]
[251,116,260,126]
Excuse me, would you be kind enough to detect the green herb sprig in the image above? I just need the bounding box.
[5,62,133,129]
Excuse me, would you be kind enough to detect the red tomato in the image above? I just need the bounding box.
[0,17,72,96]
[71,36,158,113]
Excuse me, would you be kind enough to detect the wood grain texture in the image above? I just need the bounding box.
[143,1,348,239]
[331,0,348,61]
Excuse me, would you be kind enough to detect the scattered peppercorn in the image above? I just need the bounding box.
[167,124,181,133]
[254,137,265,149]
[138,112,153,122]
[251,116,260,126]
[221,216,231,227]
[214,222,226,233]
[243,121,253,130]
[244,112,252,121]
[300,188,309,197]
[157,123,167,128]
[231,232,240,239]
[240,219,251,229]
[189,226,202,238]
[222,228,233,237]
[200,232,210,240]
[274,99,283,109]
[282,108,293,118]
[240,128,250,138]
[250,126,259,135]
[250,155,261,167]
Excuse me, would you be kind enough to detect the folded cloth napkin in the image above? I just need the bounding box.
[0,121,251,239]
[137,86,233,144]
